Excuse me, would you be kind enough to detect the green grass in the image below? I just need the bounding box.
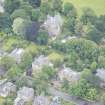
[64,0,105,16]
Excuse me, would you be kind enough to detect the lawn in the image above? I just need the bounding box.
[64,0,105,16]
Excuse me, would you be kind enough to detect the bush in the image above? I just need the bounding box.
[36,30,49,45]
[25,43,38,57]
[31,9,40,21]
[70,79,97,101]
[90,61,97,73]
[48,52,64,67]
[0,56,16,70]
[63,2,77,18]
[11,9,30,20]
[7,65,23,80]
[19,52,33,69]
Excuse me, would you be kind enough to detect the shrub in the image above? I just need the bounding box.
[25,43,38,57]
[19,52,33,69]
[0,56,16,70]
[48,52,64,67]
[7,65,23,80]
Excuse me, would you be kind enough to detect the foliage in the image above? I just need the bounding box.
[87,26,103,43]
[0,13,12,32]
[25,43,38,57]
[19,52,33,69]
[31,9,40,21]
[64,17,76,33]
[7,64,23,80]
[48,52,63,67]
[11,9,30,20]
[63,2,77,18]
[94,15,105,33]
[81,8,97,25]
[0,55,16,70]
[90,61,97,73]
[12,18,39,41]
[51,0,63,13]
[81,69,101,87]
[4,0,20,14]
[70,79,97,101]
[36,29,49,45]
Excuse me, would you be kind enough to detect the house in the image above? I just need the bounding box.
[33,96,50,105]
[32,55,53,71]
[14,87,34,105]
[0,80,16,97]
[43,14,63,37]
[58,67,80,83]
[9,48,24,63]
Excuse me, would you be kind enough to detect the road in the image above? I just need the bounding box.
[49,87,104,105]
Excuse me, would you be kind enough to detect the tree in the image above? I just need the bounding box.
[7,65,23,80]
[98,56,105,68]
[40,2,51,15]
[94,15,105,33]
[90,61,97,73]
[20,52,33,69]
[0,13,12,32]
[74,19,84,37]
[11,9,30,20]
[87,26,103,43]
[81,8,97,25]
[0,56,16,70]
[25,21,40,41]
[51,0,63,13]
[23,0,41,7]
[31,9,40,21]
[63,2,77,18]
[48,52,64,67]
[81,69,101,88]
[70,79,97,101]
[12,17,29,36]
[64,17,76,33]
[4,0,20,14]
[12,18,40,41]
[36,29,49,45]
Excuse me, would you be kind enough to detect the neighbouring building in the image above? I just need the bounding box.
[32,55,53,71]
[14,87,34,105]
[58,67,81,83]
[43,14,63,37]
[0,79,16,97]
